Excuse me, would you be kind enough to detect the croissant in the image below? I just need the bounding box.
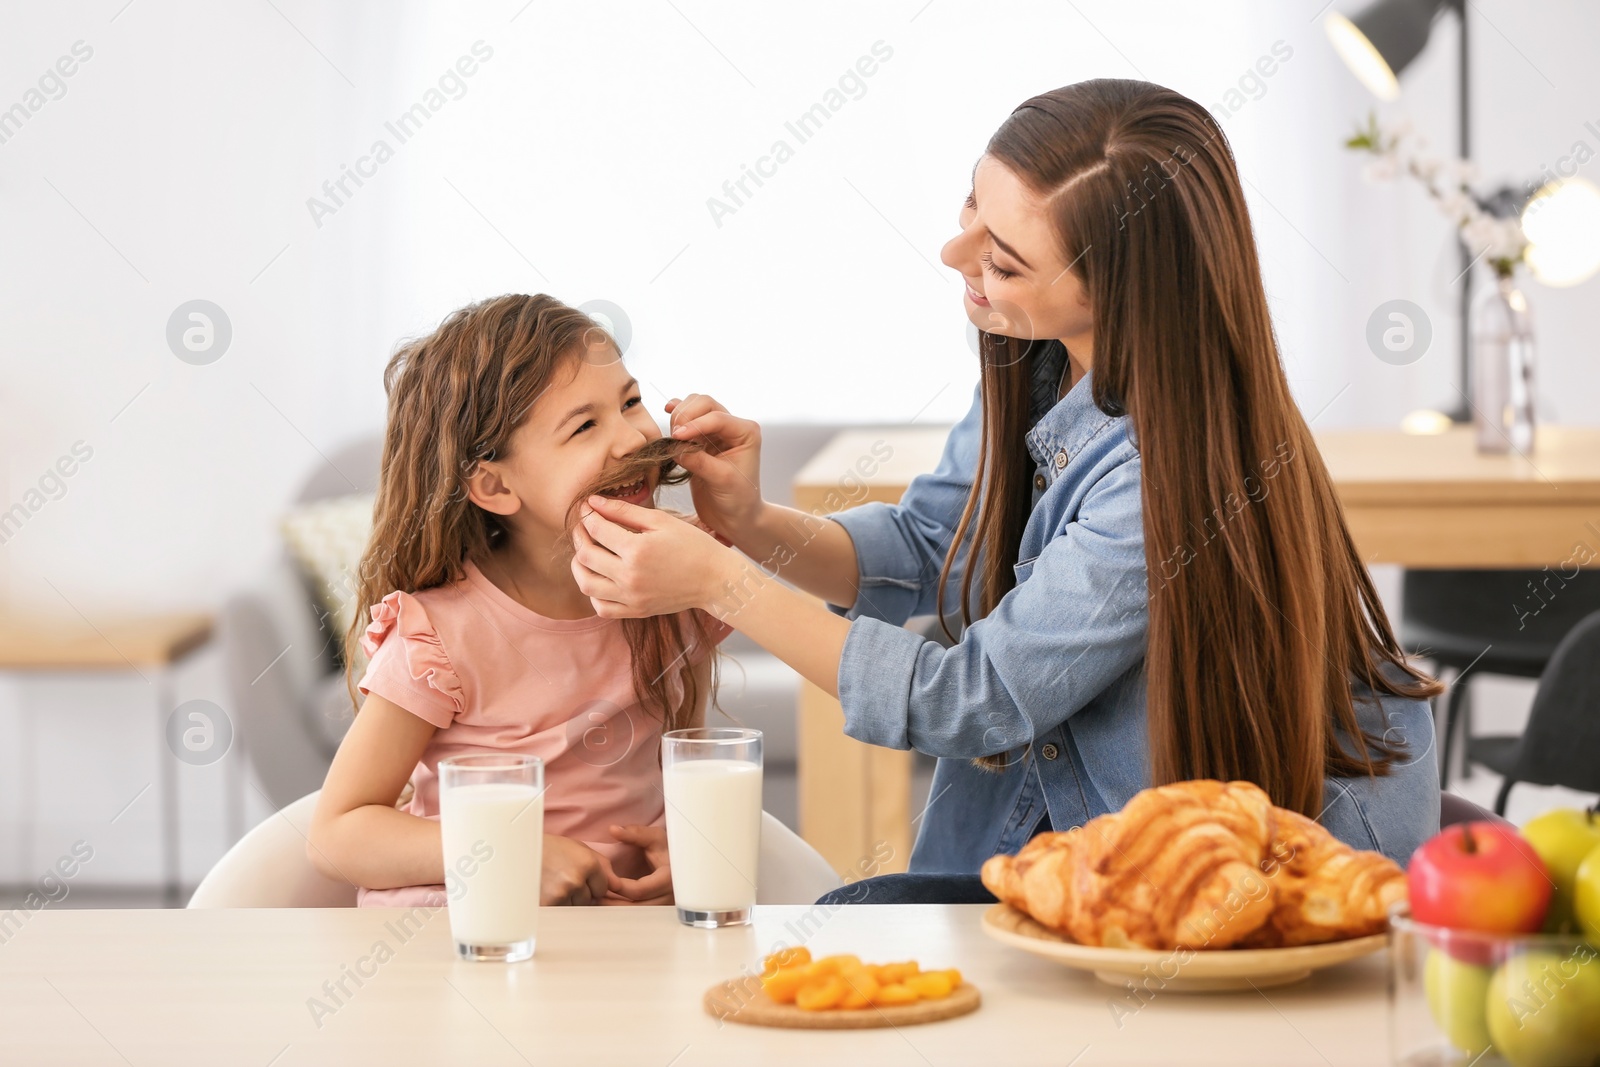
[980,780,1405,951]
[1238,807,1409,948]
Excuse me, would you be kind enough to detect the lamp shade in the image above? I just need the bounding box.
[1326,0,1451,99]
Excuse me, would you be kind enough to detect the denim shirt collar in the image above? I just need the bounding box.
[1023,340,1118,472]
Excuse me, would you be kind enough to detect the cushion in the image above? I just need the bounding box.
[279,494,375,671]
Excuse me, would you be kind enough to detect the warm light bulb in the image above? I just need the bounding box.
[1522,177,1600,287]
[1325,12,1401,101]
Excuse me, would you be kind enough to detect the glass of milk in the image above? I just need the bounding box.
[438,753,544,962]
[661,727,763,928]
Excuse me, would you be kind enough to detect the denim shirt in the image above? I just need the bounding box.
[827,341,1438,874]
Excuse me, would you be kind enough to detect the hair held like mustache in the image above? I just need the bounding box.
[565,436,707,530]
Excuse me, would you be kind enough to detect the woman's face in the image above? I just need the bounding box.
[940,154,1093,352]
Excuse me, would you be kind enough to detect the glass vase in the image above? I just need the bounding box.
[1469,274,1535,454]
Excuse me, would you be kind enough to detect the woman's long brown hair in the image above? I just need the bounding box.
[940,80,1441,815]
[343,294,720,733]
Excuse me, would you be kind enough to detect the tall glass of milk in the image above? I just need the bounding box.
[438,753,544,962]
[661,727,763,928]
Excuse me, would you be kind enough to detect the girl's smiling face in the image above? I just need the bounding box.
[940,153,1094,352]
[466,341,662,552]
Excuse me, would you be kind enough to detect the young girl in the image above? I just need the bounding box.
[306,294,730,908]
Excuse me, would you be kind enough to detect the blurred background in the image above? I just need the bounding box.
[2,0,1597,906]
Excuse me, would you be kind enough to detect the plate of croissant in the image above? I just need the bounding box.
[979,779,1405,991]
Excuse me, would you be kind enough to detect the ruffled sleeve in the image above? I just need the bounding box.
[355,590,466,729]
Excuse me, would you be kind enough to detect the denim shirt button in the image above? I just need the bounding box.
[1053,449,1068,470]
[1033,472,1046,491]
[1040,743,1059,760]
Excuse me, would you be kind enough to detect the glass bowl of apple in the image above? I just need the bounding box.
[1389,811,1600,1067]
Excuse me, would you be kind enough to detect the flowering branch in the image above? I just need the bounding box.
[1345,111,1526,279]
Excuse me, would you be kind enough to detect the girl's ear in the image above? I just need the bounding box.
[464,462,522,517]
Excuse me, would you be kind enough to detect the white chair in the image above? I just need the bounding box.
[754,811,843,905]
[187,791,357,908]
[188,790,841,908]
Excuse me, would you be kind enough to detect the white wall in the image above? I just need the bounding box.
[2,0,1595,887]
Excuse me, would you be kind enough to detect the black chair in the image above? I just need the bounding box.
[1464,608,1600,815]
[1400,569,1600,788]
[1438,791,1508,830]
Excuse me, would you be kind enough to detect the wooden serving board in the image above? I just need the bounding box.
[704,979,980,1029]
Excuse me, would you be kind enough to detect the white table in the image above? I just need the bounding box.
[0,904,1390,1065]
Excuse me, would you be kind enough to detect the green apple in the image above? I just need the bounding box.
[1522,808,1600,933]
[1424,948,1494,1055]
[1485,947,1600,1067]
[1576,844,1600,944]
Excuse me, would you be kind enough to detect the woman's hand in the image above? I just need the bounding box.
[572,495,741,619]
[601,823,673,906]
[663,394,766,543]
[541,834,613,906]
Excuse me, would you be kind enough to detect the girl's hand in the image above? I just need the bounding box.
[572,496,740,619]
[663,394,766,543]
[542,834,613,906]
[602,823,673,905]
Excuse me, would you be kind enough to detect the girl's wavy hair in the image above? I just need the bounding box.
[943,80,1441,809]
[343,293,721,733]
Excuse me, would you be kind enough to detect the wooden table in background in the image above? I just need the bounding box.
[0,612,217,905]
[792,429,950,877]
[1313,425,1600,565]
[793,424,1600,877]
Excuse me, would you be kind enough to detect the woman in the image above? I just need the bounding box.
[571,79,1442,902]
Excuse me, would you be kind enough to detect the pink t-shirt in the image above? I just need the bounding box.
[353,558,731,908]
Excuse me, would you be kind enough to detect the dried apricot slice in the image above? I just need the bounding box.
[877,961,920,985]
[905,971,954,1000]
[873,982,918,1007]
[795,975,847,1011]
[809,954,863,976]
[761,967,809,1004]
[761,946,811,978]
[838,970,880,1010]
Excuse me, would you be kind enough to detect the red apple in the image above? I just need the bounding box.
[1408,822,1552,937]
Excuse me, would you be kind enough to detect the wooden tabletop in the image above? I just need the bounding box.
[792,424,1600,566]
[794,424,1600,506]
[0,612,213,669]
[1313,426,1600,566]
[0,904,1388,1065]
[1313,425,1600,506]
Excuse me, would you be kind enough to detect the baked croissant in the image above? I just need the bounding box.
[980,780,1405,951]
[1238,806,1408,948]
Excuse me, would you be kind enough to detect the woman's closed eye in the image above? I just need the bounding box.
[981,252,1018,280]
[571,396,643,437]
[963,189,1018,279]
